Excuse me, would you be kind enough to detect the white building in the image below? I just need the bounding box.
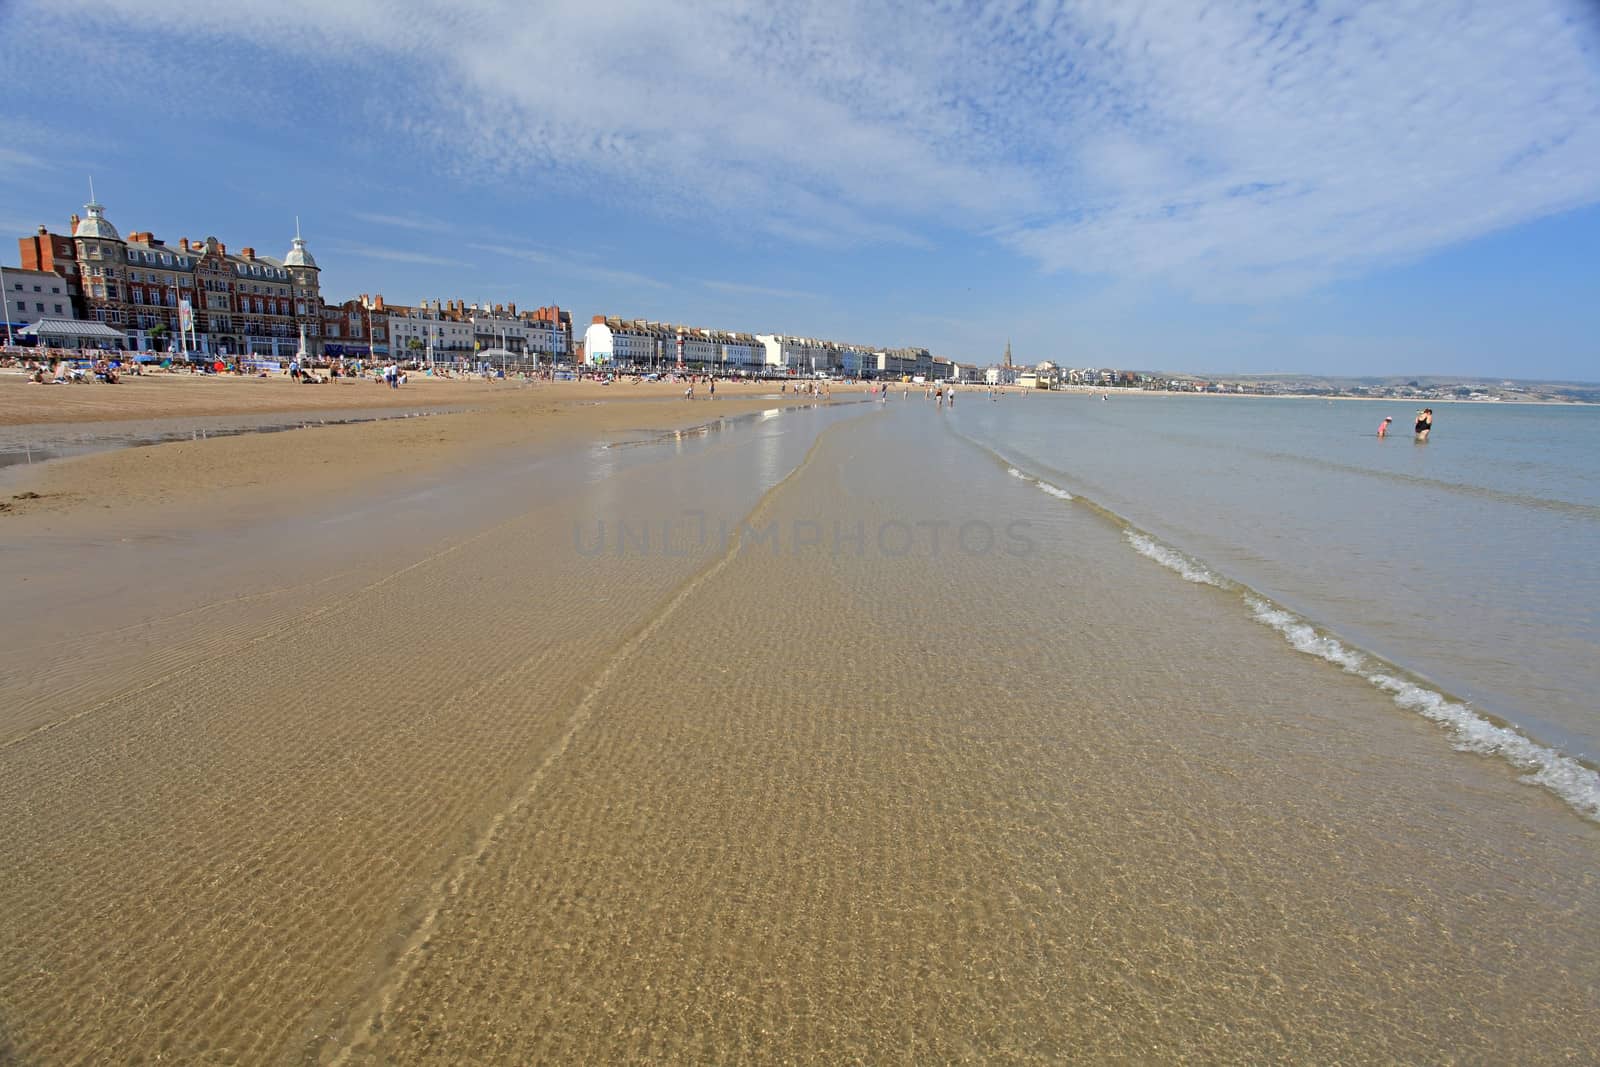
[2,268,76,332]
[584,317,664,365]
[521,315,569,360]
[461,305,530,354]
[756,334,836,373]
[389,306,473,361]
[699,329,764,371]
[584,317,755,369]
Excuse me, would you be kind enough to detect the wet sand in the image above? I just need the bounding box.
[1,397,1595,1063]
[0,377,856,523]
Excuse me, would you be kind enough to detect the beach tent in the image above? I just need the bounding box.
[17,317,127,349]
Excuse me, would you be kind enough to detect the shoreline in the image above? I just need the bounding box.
[0,371,856,427]
[0,378,868,526]
[1034,383,1593,405]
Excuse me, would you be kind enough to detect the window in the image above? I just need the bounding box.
[52,286,61,294]
[32,284,41,292]
[54,304,63,314]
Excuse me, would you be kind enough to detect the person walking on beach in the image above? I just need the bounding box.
[1378,415,1392,437]
[1414,408,1433,441]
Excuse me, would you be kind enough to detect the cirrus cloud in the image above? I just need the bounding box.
[7,0,1598,300]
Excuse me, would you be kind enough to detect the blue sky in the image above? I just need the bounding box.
[2,0,1597,379]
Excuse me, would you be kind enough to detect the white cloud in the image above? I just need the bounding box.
[11,0,1600,298]
[703,280,821,301]
[469,242,671,290]
[326,241,472,269]
[0,147,45,171]
[350,212,453,234]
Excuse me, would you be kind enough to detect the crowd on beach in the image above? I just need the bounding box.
[6,353,144,385]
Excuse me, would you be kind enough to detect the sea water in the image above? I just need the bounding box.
[951,392,1600,816]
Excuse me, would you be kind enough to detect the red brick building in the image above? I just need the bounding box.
[319,294,391,361]
[17,227,86,319]
[17,197,323,357]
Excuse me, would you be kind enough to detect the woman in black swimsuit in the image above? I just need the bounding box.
[1414,408,1433,440]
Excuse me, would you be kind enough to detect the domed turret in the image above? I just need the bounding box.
[284,234,317,269]
[74,199,120,241]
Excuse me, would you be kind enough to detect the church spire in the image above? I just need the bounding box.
[1004,338,1012,368]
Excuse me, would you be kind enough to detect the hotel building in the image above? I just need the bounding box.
[19,197,323,356]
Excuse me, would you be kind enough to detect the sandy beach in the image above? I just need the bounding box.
[1,383,1595,1064]
[0,375,863,524]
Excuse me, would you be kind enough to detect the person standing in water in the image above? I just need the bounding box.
[1378,415,1392,437]
[1414,408,1433,441]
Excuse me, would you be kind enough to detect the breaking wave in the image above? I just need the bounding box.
[1247,597,1600,822]
[964,428,1600,825]
[1123,531,1223,587]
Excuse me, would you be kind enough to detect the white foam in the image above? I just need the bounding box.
[1124,531,1223,586]
[1245,596,1600,823]
[1002,461,1072,500]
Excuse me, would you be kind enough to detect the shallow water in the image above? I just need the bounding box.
[1,395,1596,1063]
[954,394,1600,770]
[364,400,1600,1061]
[0,406,469,472]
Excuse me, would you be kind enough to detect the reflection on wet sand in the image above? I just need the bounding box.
[0,401,1595,1063]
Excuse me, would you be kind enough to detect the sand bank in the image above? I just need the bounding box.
[0,377,863,525]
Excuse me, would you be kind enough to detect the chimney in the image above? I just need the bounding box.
[69,213,81,232]
[216,241,225,254]
[179,238,190,251]
[36,225,46,235]
[593,314,606,324]
[241,247,255,260]
[508,302,517,317]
